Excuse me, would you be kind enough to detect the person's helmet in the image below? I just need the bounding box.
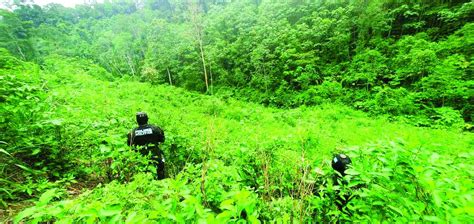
[136,112,148,125]
[331,154,351,176]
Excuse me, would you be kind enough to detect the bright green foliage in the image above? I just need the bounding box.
[14,172,261,223]
[346,49,388,90]
[1,0,473,223]
[340,142,473,222]
[1,56,471,222]
[3,0,473,124]
[0,49,73,208]
[0,10,35,60]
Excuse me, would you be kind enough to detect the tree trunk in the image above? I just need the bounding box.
[189,0,209,92]
[125,54,136,76]
[209,59,213,95]
[110,59,124,77]
[16,45,26,60]
[198,39,209,92]
[167,67,172,85]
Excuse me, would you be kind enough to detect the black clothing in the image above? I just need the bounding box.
[311,154,356,220]
[127,124,166,179]
[127,124,164,146]
[332,154,352,176]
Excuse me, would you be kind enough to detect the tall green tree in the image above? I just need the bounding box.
[0,9,35,60]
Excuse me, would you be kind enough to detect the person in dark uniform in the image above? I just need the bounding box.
[331,153,353,211]
[127,112,166,180]
[332,153,352,180]
[311,153,359,221]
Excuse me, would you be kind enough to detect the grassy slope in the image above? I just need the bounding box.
[12,57,474,223]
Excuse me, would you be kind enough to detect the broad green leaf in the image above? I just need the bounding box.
[99,205,122,217]
[37,188,58,206]
[14,207,37,223]
[423,216,442,222]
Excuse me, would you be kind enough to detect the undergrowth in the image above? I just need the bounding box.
[1,54,473,222]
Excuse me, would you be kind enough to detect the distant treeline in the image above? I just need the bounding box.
[1,0,472,125]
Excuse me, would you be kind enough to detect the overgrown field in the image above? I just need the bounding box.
[1,54,473,223]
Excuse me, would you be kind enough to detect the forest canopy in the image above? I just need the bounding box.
[1,0,473,125]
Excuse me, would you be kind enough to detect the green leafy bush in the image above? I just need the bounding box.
[0,50,74,207]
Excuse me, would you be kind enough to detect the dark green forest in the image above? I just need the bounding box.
[1,0,473,223]
[3,0,473,124]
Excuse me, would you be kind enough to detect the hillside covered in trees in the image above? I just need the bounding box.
[3,0,473,124]
[1,0,473,223]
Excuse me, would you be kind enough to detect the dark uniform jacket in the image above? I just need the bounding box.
[127,124,165,147]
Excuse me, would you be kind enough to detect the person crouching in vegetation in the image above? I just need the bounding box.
[331,154,353,211]
[127,112,166,180]
[311,153,356,219]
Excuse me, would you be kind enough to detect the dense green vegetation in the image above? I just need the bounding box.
[2,53,473,222]
[0,0,473,223]
[2,0,473,124]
